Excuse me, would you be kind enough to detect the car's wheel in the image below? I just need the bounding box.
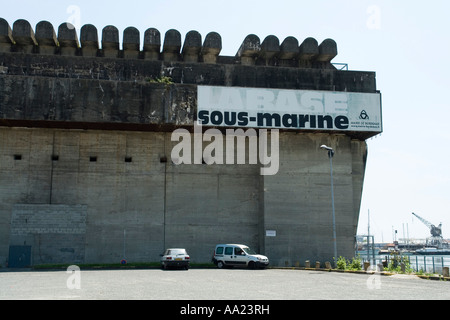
[248,261,256,269]
[217,261,225,269]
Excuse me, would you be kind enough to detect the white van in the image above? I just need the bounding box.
[212,244,269,269]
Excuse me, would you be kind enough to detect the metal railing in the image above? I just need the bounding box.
[332,63,348,71]
[362,254,450,274]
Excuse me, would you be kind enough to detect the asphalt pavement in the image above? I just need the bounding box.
[1,267,449,301]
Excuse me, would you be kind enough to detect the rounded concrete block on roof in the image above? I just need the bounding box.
[143,28,160,60]
[144,28,160,51]
[317,38,337,62]
[123,27,140,51]
[80,24,99,45]
[163,29,181,52]
[123,27,140,59]
[0,18,13,52]
[261,35,280,55]
[237,34,261,57]
[101,25,119,58]
[12,19,37,46]
[144,28,160,46]
[237,34,261,65]
[201,32,221,63]
[80,24,99,57]
[278,36,299,60]
[35,21,58,54]
[299,37,319,60]
[35,21,58,46]
[102,25,119,49]
[259,35,280,64]
[182,30,202,62]
[0,18,13,43]
[202,32,221,53]
[58,23,80,47]
[182,30,202,54]
[163,29,181,61]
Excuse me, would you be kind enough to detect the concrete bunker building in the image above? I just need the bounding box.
[0,18,382,267]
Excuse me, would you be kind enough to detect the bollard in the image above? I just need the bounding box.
[315,261,320,269]
[400,262,406,273]
[364,261,370,271]
[377,263,384,273]
[325,261,331,269]
[443,267,449,278]
[305,260,310,268]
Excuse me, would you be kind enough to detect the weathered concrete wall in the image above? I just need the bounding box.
[261,133,367,265]
[0,18,378,267]
[10,204,87,264]
[0,127,366,266]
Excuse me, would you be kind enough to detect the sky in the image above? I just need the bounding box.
[2,0,450,243]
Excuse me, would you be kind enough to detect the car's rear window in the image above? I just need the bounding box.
[168,249,187,255]
[216,247,224,254]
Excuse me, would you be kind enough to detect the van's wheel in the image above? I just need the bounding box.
[217,261,225,269]
[248,261,256,269]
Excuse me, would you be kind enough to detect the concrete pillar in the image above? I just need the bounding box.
[377,263,384,272]
[315,261,321,269]
[162,29,181,62]
[443,267,449,277]
[80,24,99,57]
[201,32,221,64]
[35,21,58,55]
[305,260,310,268]
[102,25,119,58]
[182,30,202,63]
[123,27,140,59]
[325,261,332,269]
[143,28,160,60]
[236,34,260,65]
[364,261,370,271]
[58,23,79,56]
[400,262,406,273]
[12,19,38,53]
[0,18,14,53]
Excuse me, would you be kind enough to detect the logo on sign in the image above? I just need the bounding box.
[359,110,370,120]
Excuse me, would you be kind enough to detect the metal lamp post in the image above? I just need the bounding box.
[320,145,338,267]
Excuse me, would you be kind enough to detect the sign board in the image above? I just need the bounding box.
[266,230,277,237]
[197,86,382,133]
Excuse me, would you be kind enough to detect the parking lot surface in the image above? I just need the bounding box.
[1,268,449,301]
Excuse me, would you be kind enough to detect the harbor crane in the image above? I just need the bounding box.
[412,212,443,247]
